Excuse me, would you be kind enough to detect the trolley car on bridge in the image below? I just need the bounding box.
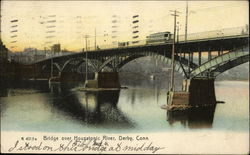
[146,31,173,44]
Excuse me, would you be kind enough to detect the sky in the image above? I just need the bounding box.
[0,0,249,52]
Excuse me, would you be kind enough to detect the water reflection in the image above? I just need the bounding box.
[0,83,8,97]
[1,79,248,132]
[0,80,49,97]
[49,83,134,128]
[167,105,217,129]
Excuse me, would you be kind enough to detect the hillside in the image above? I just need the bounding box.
[119,57,249,81]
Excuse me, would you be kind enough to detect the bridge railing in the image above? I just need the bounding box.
[179,26,249,42]
[86,39,148,51]
[34,26,248,61]
[85,26,248,52]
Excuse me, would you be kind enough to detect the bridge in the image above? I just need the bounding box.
[29,26,249,108]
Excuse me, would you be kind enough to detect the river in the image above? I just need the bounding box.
[0,78,248,134]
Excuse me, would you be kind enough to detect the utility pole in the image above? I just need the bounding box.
[51,47,53,78]
[177,22,181,61]
[177,22,180,44]
[84,35,89,81]
[185,1,188,42]
[95,28,97,50]
[88,40,90,51]
[170,10,180,92]
[185,1,191,78]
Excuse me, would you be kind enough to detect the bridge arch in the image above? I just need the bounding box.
[116,54,185,74]
[98,51,198,76]
[41,63,61,72]
[209,54,249,77]
[190,48,249,78]
[60,57,99,73]
[53,63,61,72]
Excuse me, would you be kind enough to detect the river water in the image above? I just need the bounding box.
[0,78,249,134]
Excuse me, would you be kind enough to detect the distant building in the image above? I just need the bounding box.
[0,40,11,80]
[61,48,70,53]
[10,53,31,63]
[0,40,9,63]
[10,47,46,63]
[9,44,72,64]
[34,54,46,61]
[51,44,61,53]
[24,47,37,53]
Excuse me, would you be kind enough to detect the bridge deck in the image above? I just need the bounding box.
[33,34,248,65]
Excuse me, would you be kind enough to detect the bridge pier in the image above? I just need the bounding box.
[167,77,216,110]
[84,72,121,88]
[185,78,216,105]
[48,71,62,83]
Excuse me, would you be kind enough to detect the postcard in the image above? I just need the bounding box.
[0,0,249,154]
